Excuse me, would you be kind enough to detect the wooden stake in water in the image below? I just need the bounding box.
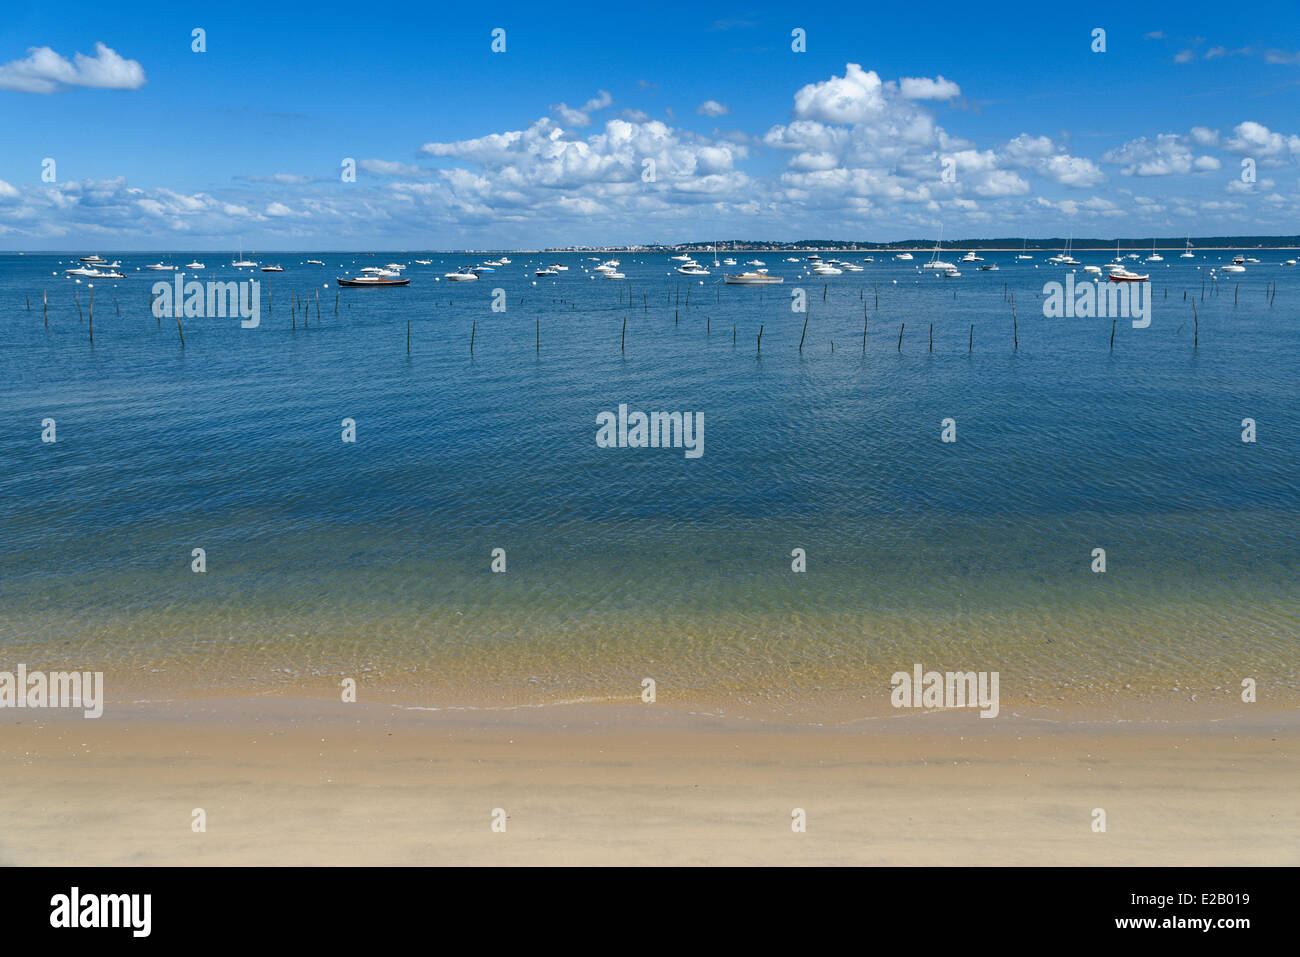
[621,315,626,353]
[1109,319,1116,351]
[471,321,476,355]
[898,322,904,352]
[536,317,540,354]
[316,289,320,320]
[407,320,411,354]
[862,313,868,355]
[75,288,83,322]
[799,312,808,353]
[43,291,47,327]
[756,324,763,356]
[177,316,185,348]
[25,294,30,311]
[929,322,933,353]
[88,287,93,343]
[1192,303,1198,348]
[969,323,973,353]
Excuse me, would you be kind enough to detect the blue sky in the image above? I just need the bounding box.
[1,0,1298,249]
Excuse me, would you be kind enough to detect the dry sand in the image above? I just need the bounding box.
[1,697,1296,866]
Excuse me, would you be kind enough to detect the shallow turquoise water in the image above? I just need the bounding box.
[0,251,1296,711]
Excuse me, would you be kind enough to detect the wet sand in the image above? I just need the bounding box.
[1,697,1295,866]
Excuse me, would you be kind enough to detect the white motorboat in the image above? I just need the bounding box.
[186,261,205,269]
[603,271,626,279]
[941,266,961,278]
[894,252,914,261]
[536,268,559,277]
[746,259,765,266]
[1108,266,1149,282]
[676,264,709,275]
[724,258,738,265]
[261,264,285,272]
[145,263,175,271]
[812,264,843,275]
[1084,265,1102,275]
[724,271,783,285]
[1221,263,1246,274]
[307,259,326,265]
[444,269,479,281]
[961,251,983,262]
[670,254,692,262]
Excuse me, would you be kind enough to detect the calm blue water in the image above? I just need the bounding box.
[1,250,1296,712]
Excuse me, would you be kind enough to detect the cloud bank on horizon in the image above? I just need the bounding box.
[0,19,1297,248]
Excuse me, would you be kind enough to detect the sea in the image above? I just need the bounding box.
[1,249,1296,719]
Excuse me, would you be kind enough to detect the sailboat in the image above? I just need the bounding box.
[922,226,957,271]
[1050,234,1079,265]
[1180,237,1195,259]
[1016,239,1033,260]
[232,237,258,268]
[1146,239,1163,263]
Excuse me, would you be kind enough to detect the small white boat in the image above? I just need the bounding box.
[980,263,1000,271]
[535,268,559,277]
[499,257,512,264]
[1221,263,1246,274]
[941,266,961,278]
[231,237,257,268]
[841,262,864,271]
[413,260,433,266]
[603,271,626,280]
[676,264,709,275]
[724,271,783,285]
[1084,265,1102,275]
[80,255,106,264]
[186,261,205,269]
[746,260,766,266]
[261,264,285,272]
[670,254,692,262]
[961,251,983,262]
[1180,238,1194,259]
[444,269,478,281]
[784,257,799,263]
[1146,240,1163,262]
[1108,266,1149,282]
[307,259,325,266]
[812,264,843,276]
[549,264,568,271]
[923,229,958,271]
[145,263,176,271]
[724,258,738,265]
[471,264,494,273]
[894,252,914,261]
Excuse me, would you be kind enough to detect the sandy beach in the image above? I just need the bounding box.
[1,697,1295,866]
